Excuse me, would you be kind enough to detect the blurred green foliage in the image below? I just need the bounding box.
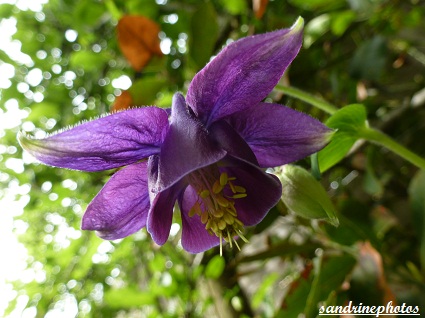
[1,0,425,317]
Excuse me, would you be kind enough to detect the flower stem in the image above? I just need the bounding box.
[360,127,425,170]
[275,85,425,170]
[275,85,338,115]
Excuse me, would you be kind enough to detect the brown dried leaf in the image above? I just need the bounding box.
[253,0,269,19]
[355,242,396,304]
[111,91,133,113]
[117,15,162,71]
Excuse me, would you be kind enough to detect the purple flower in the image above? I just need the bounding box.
[19,18,331,253]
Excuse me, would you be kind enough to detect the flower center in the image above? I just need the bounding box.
[187,166,249,255]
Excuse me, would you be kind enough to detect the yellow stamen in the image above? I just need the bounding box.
[210,207,224,218]
[216,196,229,207]
[237,231,249,243]
[220,172,228,186]
[234,239,241,251]
[201,210,208,224]
[212,180,223,194]
[223,213,234,225]
[200,190,210,198]
[218,219,227,230]
[229,181,236,193]
[187,167,250,255]
[234,185,246,193]
[227,231,233,248]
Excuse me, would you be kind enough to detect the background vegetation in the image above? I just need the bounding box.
[1,0,425,317]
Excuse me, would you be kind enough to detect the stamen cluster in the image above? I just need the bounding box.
[188,170,249,255]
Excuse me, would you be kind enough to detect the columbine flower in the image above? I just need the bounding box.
[19,17,331,254]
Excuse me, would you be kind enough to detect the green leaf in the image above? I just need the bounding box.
[189,2,219,69]
[219,0,247,15]
[330,10,357,36]
[277,254,356,317]
[27,102,60,122]
[0,4,15,18]
[318,133,357,172]
[104,288,156,308]
[288,0,345,11]
[252,272,280,309]
[128,77,167,106]
[205,255,225,279]
[125,0,158,18]
[349,36,388,81]
[278,165,339,226]
[318,104,367,171]
[304,14,331,48]
[326,104,367,132]
[408,169,425,270]
[70,51,109,72]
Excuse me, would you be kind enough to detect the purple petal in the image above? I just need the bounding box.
[228,103,332,168]
[186,17,304,126]
[209,120,258,165]
[221,156,282,226]
[81,162,150,240]
[18,107,169,171]
[152,93,226,192]
[179,186,220,253]
[147,181,186,246]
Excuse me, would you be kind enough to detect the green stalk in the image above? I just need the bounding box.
[275,85,338,115]
[360,127,425,170]
[275,85,425,170]
[104,0,122,20]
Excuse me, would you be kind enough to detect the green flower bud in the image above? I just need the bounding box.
[278,165,339,226]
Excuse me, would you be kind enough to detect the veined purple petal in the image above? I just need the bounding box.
[179,186,220,253]
[18,107,169,172]
[147,181,186,246]
[186,17,304,126]
[222,156,282,226]
[81,162,150,240]
[228,102,332,168]
[152,93,226,192]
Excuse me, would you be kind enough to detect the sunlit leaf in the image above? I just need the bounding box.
[104,288,156,307]
[129,77,167,106]
[318,104,367,171]
[288,0,345,11]
[330,10,357,36]
[219,0,247,15]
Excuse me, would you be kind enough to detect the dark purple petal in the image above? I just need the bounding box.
[221,156,282,226]
[147,181,186,246]
[228,103,332,168]
[152,93,226,192]
[186,18,303,126]
[18,107,169,172]
[179,186,220,253]
[209,120,258,165]
[81,162,150,240]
